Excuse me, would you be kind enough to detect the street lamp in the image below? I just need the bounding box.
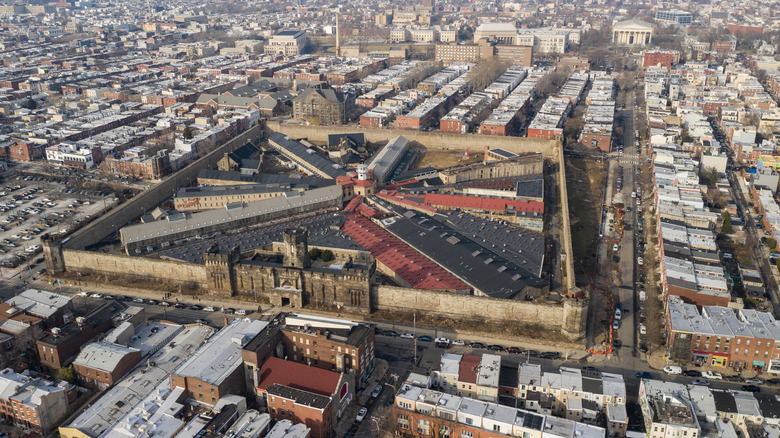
[371,417,380,437]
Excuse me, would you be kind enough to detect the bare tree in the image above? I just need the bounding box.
[466,60,509,93]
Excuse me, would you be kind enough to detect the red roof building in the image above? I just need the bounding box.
[256,357,353,438]
[341,213,470,291]
[423,193,543,214]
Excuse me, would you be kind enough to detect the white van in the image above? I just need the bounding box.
[663,366,683,375]
[631,191,636,198]
[235,309,248,316]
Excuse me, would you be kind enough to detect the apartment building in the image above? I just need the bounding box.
[0,369,70,433]
[638,380,700,438]
[392,382,605,438]
[667,295,780,371]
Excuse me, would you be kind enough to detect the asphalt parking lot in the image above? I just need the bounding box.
[0,174,118,273]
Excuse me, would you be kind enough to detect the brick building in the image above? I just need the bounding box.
[265,384,333,438]
[292,85,352,125]
[643,50,680,71]
[0,369,70,434]
[37,301,119,373]
[101,150,171,180]
[170,318,266,406]
[667,296,780,371]
[72,342,142,391]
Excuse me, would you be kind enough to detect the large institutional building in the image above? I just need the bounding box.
[612,19,653,46]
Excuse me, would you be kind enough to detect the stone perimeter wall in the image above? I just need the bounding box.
[264,121,561,158]
[373,285,564,330]
[58,248,567,332]
[62,249,208,287]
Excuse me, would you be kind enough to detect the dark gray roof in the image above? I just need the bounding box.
[197,169,330,187]
[380,206,547,299]
[294,85,346,104]
[443,210,544,278]
[156,213,361,263]
[266,384,331,409]
[712,390,737,413]
[328,133,365,148]
[268,133,347,179]
[516,176,544,200]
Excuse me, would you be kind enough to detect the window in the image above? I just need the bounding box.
[493,424,502,432]
[417,419,430,434]
[747,340,751,346]
[461,432,473,438]
[737,339,741,345]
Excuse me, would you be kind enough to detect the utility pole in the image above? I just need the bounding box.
[413,312,417,364]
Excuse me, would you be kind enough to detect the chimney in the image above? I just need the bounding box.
[336,13,340,56]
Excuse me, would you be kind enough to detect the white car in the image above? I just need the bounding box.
[203,306,216,312]
[637,257,644,265]
[663,366,683,375]
[356,407,368,423]
[702,371,723,380]
[21,235,33,241]
[90,293,103,299]
[639,324,647,335]
[10,234,21,239]
[453,340,466,346]
[25,245,40,252]
[613,244,619,252]
[371,385,382,398]
[614,309,622,320]
[400,333,414,339]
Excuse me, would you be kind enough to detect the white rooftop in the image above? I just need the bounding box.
[174,318,266,386]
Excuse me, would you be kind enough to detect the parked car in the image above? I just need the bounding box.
[382,330,398,337]
[540,351,560,359]
[469,342,485,349]
[583,366,599,372]
[371,385,382,399]
[636,372,652,379]
[507,346,523,354]
[663,366,683,375]
[453,340,466,346]
[196,319,208,325]
[691,379,710,386]
[745,378,763,385]
[488,345,505,352]
[400,333,414,339]
[417,335,432,342]
[683,370,702,377]
[434,337,451,346]
[742,385,761,392]
[702,371,723,380]
[356,407,368,423]
[189,305,202,311]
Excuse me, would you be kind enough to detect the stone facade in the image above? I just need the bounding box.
[203,228,376,314]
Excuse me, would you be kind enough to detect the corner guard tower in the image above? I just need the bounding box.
[41,233,66,275]
[562,287,588,341]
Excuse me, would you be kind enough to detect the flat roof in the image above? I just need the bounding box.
[63,325,214,438]
[6,288,71,318]
[174,318,266,386]
[73,342,141,373]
